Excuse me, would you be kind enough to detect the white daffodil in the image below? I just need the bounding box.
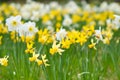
[49,1,59,9]
[30,11,40,21]
[18,21,38,37]
[6,15,22,32]
[106,19,112,25]
[99,2,108,12]
[106,19,113,28]
[94,27,103,43]
[112,15,120,30]
[108,3,120,14]
[63,15,72,27]
[64,1,79,14]
[56,28,67,41]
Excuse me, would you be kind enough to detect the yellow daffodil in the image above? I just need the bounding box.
[50,40,64,55]
[29,52,39,62]
[41,54,49,67]
[61,39,71,49]
[25,41,35,54]
[0,56,9,66]
[88,39,96,50]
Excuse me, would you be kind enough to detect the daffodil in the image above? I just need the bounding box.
[56,28,67,41]
[56,15,62,21]
[61,39,71,49]
[29,52,49,66]
[41,54,49,67]
[103,38,110,45]
[0,56,9,66]
[112,15,120,30]
[56,22,61,28]
[76,32,87,46]
[10,31,19,43]
[72,14,81,23]
[29,52,39,62]
[6,15,22,32]
[50,40,64,55]
[25,41,35,54]
[18,21,38,37]
[62,15,72,26]
[94,27,103,43]
[36,59,43,66]
[38,29,53,44]
[88,39,96,50]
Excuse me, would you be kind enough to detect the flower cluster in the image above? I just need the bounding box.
[6,15,38,37]
[29,51,49,67]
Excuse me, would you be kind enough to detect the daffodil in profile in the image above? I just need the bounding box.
[50,40,64,55]
[29,52,39,62]
[88,39,96,50]
[41,54,49,67]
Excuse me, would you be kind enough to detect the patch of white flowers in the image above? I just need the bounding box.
[9,1,120,22]
[112,15,120,29]
[106,15,120,30]
[6,15,38,37]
